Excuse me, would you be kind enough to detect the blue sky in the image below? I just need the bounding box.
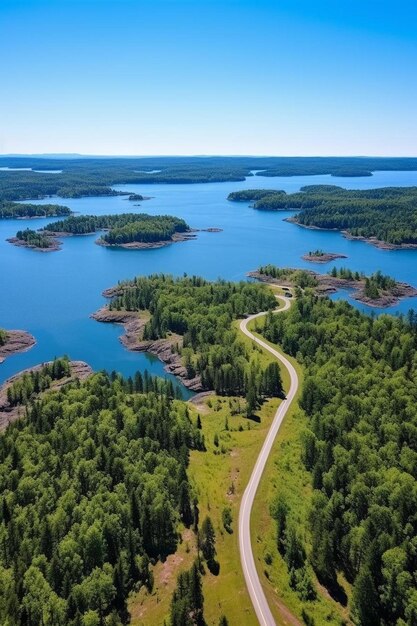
[1,0,416,155]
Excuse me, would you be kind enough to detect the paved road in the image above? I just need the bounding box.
[238,295,299,626]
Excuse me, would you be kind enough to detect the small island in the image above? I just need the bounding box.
[7,228,61,251]
[249,264,417,308]
[127,193,145,201]
[0,357,92,430]
[302,249,348,263]
[0,327,36,363]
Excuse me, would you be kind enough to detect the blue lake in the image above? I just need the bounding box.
[1,169,417,391]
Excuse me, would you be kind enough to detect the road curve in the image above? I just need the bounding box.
[238,295,299,626]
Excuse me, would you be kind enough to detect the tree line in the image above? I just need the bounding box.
[262,292,417,624]
[0,202,70,219]
[0,369,204,625]
[6,357,71,406]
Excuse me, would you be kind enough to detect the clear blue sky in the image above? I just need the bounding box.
[1,0,416,156]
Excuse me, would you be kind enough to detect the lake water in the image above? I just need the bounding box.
[1,170,417,392]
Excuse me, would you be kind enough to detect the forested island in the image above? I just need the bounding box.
[0,201,71,219]
[7,228,60,251]
[250,264,417,307]
[302,249,348,263]
[236,184,417,248]
[8,214,197,251]
[259,291,417,625]
[93,274,284,405]
[0,328,36,363]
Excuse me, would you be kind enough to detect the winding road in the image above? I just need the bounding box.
[238,295,299,626]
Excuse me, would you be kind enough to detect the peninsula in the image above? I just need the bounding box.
[249,265,417,308]
[235,184,417,248]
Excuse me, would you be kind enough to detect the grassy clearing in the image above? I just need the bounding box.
[248,316,352,626]
[129,326,283,626]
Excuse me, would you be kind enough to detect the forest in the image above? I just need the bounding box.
[0,202,71,219]
[248,185,417,246]
[0,368,204,625]
[107,275,283,404]
[261,292,417,625]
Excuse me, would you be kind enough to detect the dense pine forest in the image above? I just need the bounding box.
[0,369,204,625]
[262,292,417,625]
[107,275,283,402]
[0,202,71,219]
[240,185,417,246]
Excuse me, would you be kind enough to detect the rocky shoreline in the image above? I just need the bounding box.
[249,269,417,308]
[0,330,36,363]
[7,236,61,252]
[91,306,203,391]
[285,217,417,251]
[0,360,92,431]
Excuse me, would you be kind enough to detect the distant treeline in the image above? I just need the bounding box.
[0,201,71,219]
[263,293,417,625]
[2,156,417,202]
[108,274,283,404]
[228,189,286,202]
[0,369,203,625]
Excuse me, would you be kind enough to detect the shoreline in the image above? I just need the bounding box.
[0,330,36,363]
[0,360,92,431]
[248,269,417,308]
[91,306,203,391]
[96,230,198,250]
[7,236,61,252]
[285,217,417,251]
